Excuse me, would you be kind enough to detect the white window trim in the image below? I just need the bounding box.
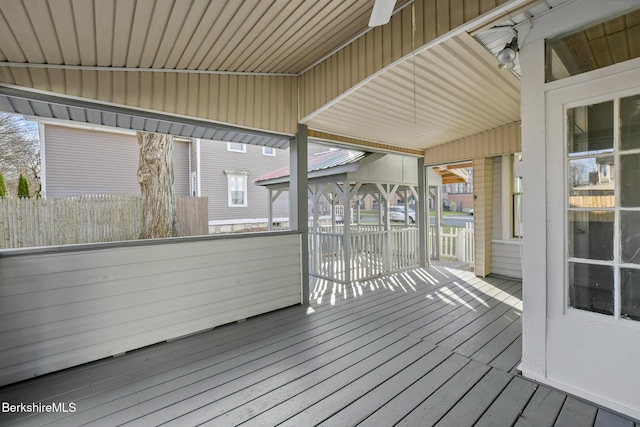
[227,142,246,153]
[262,146,276,156]
[225,170,249,207]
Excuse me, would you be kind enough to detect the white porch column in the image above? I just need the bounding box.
[472,158,493,277]
[418,157,428,268]
[434,185,442,260]
[290,124,309,304]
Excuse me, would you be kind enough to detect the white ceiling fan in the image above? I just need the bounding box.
[368,0,397,27]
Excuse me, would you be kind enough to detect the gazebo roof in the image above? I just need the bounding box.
[255,149,369,186]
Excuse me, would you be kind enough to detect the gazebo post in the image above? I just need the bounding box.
[267,188,274,231]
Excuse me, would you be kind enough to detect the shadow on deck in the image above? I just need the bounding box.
[0,263,636,426]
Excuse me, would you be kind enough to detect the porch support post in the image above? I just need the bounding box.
[418,158,428,268]
[473,157,493,277]
[290,124,309,304]
[343,182,351,284]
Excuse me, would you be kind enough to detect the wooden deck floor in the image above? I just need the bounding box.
[1,263,637,426]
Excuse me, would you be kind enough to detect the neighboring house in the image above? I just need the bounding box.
[441,171,474,212]
[38,122,290,231]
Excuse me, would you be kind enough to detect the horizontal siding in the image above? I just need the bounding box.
[299,0,511,118]
[44,125,190,197]
[0,68,298,134]
[492,156,502,240]
[199,140,289,222]
[473,158,492,277]
[0,233,302,386]
[491,241,523,279]
[173,138,190,196]
[424,122,522,165]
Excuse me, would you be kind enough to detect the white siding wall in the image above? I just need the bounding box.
[492,156,503,240]
[43,125,190,197]
[490,156,522,279]
[491,241,523,279]
[0,233,302,386]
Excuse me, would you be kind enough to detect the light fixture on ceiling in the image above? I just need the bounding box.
[369,0,396,27]
[496,35,519,70]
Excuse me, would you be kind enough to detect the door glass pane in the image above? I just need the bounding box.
[545,10,640,83]
[621,211,640,264]
[569,211,614,260]
[621,94,640,150]
[621,268,640,321]
[621,153,640,207]
[567,102,613,156]
[569,262,614,315]
[568,157,614,207]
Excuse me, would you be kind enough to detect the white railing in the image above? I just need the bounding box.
[311,223,474,283]
[429,223,474,262]
[309,225,419,283]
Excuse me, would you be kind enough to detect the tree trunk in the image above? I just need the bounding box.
[137,131,180,239]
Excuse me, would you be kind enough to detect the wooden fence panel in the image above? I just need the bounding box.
[176,195,209,236]
[0,195,208,248]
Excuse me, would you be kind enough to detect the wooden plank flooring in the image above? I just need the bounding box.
[0,263,638,426]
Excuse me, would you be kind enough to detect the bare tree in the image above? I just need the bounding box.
[0,112,40,195]
[137,131,181,239]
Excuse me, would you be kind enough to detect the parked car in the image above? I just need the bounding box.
[389,206,415,223]
[469,208,474,216]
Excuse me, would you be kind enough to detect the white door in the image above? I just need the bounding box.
[545,63,640,418]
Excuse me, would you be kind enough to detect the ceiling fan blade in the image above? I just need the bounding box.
[368,0,396,27]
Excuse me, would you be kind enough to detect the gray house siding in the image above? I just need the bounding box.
[41,124,289,225]
[43,125,190,197]
[199,140,289,223]
[173,139,190,197]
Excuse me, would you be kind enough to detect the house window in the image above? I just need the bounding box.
[225,170,248,207]
[227,142,246,153]
[263,146,275,156]
[566,94,640,321]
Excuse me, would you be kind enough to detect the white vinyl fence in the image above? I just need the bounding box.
[430,223,474,262]
[309,224,419,283]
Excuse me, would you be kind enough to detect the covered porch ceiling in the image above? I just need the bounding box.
[0,0,571,152]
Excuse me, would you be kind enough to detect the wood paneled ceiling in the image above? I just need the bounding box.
[0,0,408,74]
[0,0,575,152]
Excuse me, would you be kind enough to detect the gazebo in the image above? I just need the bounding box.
[256,148,422,284]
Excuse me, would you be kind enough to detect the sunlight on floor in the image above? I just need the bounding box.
[309,263,523,310]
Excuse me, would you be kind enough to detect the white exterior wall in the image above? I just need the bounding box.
[350,154,418,185]
[520,0,640,419]
[491,156,522,279]
[0,233,302,386]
